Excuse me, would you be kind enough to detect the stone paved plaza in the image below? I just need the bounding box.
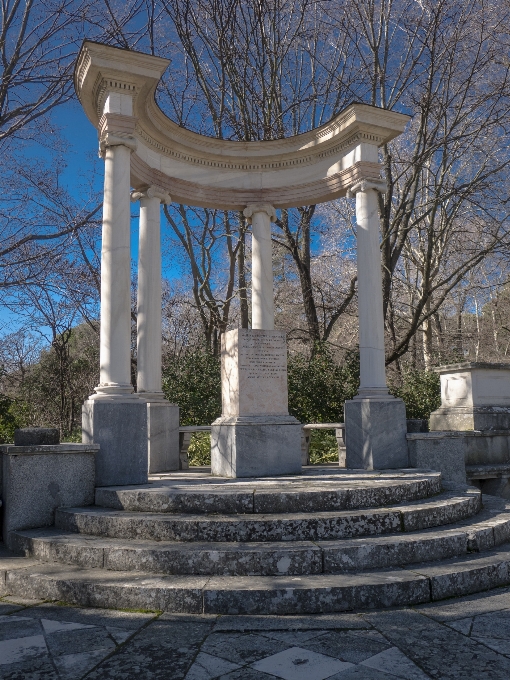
[3,587,510,679]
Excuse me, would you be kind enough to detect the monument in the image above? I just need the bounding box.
[74,41,411,480]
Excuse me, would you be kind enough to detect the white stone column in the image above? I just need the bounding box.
[92,133,137,399]
[243,203,277,330]
[347,179,389,399]
[344,178,408,470]
[131,186,171,400]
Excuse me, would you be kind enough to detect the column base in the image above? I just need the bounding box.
[211,416,302,478]
[82,399,148,486]
[145,400,180,474]
[344,397,408,469]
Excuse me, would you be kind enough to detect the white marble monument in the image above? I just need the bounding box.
[74,41,410,481]
[430,362,510,431]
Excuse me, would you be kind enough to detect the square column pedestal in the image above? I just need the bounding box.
[145,400,180,474]
[211,329,302,478]
[344,397,408,469]
[82,398,180,486]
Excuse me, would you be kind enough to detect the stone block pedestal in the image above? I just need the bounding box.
[1,443,97,547]
[82,399,148,486]
[146,401,179,474]
[211,328,301,478]
[212,416,301,477]
[430,362,510,431]
[345,397,408,469]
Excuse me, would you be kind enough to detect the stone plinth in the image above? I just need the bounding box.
[211,328,301,478]
[406,432,466,484]
[430,362,510,431]
[82,400,148,486]
[146,401,180,474]
[0,444,97,547]
[344,398,408,469]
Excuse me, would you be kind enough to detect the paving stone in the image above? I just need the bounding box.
[0,657,59,680]
[19,603,156,630]
[251,645,354,680]
[300,630,391,664]
[52,649,113,680]
[85,618,214,680]
[0,633,47,665]
[44,626,116,656]
[0,602,25,615]
[200,631,289,665]
[360,646,430,679]
[0,615,42,641]
[445,618,473,635]
[470,609,510,639]
[364,608,510,679]
[216,669,272,680]
[212,614,370,631]
[416,587,510,621]
[325,668,402,680]
[184,651,241,679]
[472,636,510,656]
[258,630,329,644]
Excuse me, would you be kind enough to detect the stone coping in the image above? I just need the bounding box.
[0,444,99,456]
[433,362,510,373]
[466,464,510,478]
[407,430,510,440]
[303,423,344,430]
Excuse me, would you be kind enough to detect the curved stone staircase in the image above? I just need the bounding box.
[6,467,510,614]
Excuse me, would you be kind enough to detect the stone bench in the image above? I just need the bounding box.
[302,423,346,466]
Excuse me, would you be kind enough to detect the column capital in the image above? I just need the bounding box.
[131,185,171,205]
[243,203,277,224]
[347,178,387,198]
[99,131,137,158]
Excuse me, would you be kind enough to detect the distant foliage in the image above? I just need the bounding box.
[288,346,359,424]
[162,349,221,425]
[390,370,441,420]
[0,393,20,443]
[187,432,212,466]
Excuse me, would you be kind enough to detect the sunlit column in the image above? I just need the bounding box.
[131,186,171,399]
[243,203,277,330]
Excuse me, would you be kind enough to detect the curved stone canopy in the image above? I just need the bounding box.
[75,41,410,210]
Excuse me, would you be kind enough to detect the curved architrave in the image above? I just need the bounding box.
[75,41,410,210]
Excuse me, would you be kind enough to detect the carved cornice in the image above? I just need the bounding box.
[243,204,277,223]
[75,41,410,209]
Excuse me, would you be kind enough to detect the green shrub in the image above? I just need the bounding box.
[162,350,221,425]
[0,394,20,443]
[308,430,338,464]
[390,370,441,419]
[187,432,211,466]
[288,346,359,424]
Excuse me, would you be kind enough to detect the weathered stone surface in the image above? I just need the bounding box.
[146,401,180,473]
[54,491,481,544]
[211,416,302,478]
[407,432,467,484]
[344,398,408,470]
[82,399,148,486]
[409,548,510,601]
[94,471,441,515]
[14,428,59,446]
[1,445,97,546]
[202,571,430,614]
[5,564,207,613]
[322,531,468,573]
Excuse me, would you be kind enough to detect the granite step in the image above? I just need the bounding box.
[54,490,481,544]
[4,543,510,614]
[10,504,510,576]
[95,470,442,514]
